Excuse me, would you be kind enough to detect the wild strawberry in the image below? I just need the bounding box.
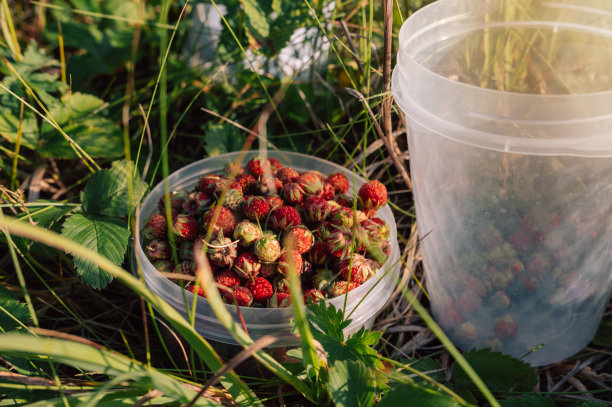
[283,225,314,254]
[257,176,283,196]
[329,207,354,228]
[277,167,299,183]
[327,200,341,212]
[313,268,335,291]
[326,173,349,194]
[207,232,238,268]
[235,174,256,192]
[271,206,301,231]
[301,259,313,277]
[173,214,199,241]
[265,195,284,210]
[309,241,330,265]
[519,274,539,293]
[354,210,368,223]
[494,314,519,339]
[223,285,253,307]
[311,221,333,241]
[525,253,550,278]
[326,228,354,258]
[224,162,244,176]
[233,252,261,279]
[364,238,390,265]
[268,158,283,174]
[269,291,291,308]
[361,218,390,241]
[158,190,188,213]
[253,235,282,263]
[215,270,241,288]
[142,214,168,241]
[153,260,173,273]
[246,156,271,177]
[335,194,354,208]
[183,191,211,216]
[439,307,462,328]
[176,261,195,275]
[179,241,194,260]
[277,250,303,276]
[304,289,325,304]
[243,196,271,222]
[321,183,335,200]
[203,206,236,235]
[187,285,205,297]
[213,178,232,197]
[339,254,374,285]
[458,322,478,342]
[328,280,359,298]
[233,220,263,247]
[298,172,324,197]
[508,228,534,253]
[259,261,277,280]
[358,180,387,213]
[246,277,274,303]
[490,291,510,310]
[476,224,504,250]
[275,278,296,294]
[281,182,304,205]
[221,188,244,210]
[196,174,222,194]
[457,292,481,314]
[302,196,330,223]
[146,239,172,260]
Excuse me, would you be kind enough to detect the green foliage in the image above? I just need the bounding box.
[307,301,383,369]
[451,348,538,395]
[61,214,130,289]
[377,383,464,407]
[82,160,148,217]
[328,360,377,407]
[0,285,31,332]
[14,202,74,251]
[592,316,612,347]
[402,357,445,383]
[203,122,245,157]
[499,395,557,407]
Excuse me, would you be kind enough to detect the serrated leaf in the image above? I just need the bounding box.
[14,202,74,251]
[328,360,377,407]
[240,0,270,39]
[203,122,245,157]
[0,286,31,332]
[377,383,464,407]
[451,349,537,393]
[61,214,130,289]
[499,395,557,407]
[39,92,122,159]
[82,160,148,217]
[400,357,445,383]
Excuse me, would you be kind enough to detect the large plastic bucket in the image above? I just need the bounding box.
[134,151,400,346]
[392,0,612,366]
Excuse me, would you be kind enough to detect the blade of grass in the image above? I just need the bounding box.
[0,216,260,405]
[9,100,24,190]
[0,0,22,61]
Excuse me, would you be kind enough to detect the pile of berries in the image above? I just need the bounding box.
[141,156,391,308]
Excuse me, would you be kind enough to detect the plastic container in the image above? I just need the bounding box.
[134,151,400,346]
[392,0,612,366]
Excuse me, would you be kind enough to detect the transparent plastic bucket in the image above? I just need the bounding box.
[392,0,612,366]
[134,151,400,346]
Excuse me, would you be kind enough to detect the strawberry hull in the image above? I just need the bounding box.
[134,151,400,347]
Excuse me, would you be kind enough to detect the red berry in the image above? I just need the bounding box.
[146,239,172,260]
[321,182,335,200]
[215,270,241,288]
[277,250,303,276]
[253,235,282,263]
[494,314,519,339]
[328,280,359,298]
[233,252,261,279]
[309,241,330,265]
[246,157,271,177]
[173,214,199,241]
[283,225,314,254]
[458,322,478,341]
[187,285,206,297]
[259,262,277,280]
[270,206,302,231]
[243,196,271,222]
[338,254,374,285]
[326,173,349,194]
[234,174,256,192]
[303,289,325,304]
[298,172,324,197]
[233,220,263,247]
[223,285,253,307]
[268,158,283,175]
[197,174,222,194]
[269,291,291,308]
[246,277,274,303]
[143,214,168,240]
[439,307,463,328]
[277,167,299,183]
[183,191,212,216]
[257,176,283,196]
[358,180,387,212]
[207,232,238,268]
[224,162,244,176]
[335,194,354,208]
[302,196,330,223]
[281,182,304,205]
[265,195,284,210]
[329,207,354,228]
[203,206,236,235]
[326,228,354,258]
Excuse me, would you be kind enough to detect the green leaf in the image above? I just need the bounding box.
[377,383,464,407]
[14,202,75,251]
[400,357,445,383]
[39,92,123,159]
[82,160,148,217]
[328,360,377,407]
[451,349,537,393]
[307,301,382,368]
[61,214,130,289]
[203,122,245,157]
[592,316,612,347]
[0,286,31,332]
[240,0,270,39]
[499,395,557,407]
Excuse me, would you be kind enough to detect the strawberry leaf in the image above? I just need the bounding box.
[82,160,148,217]
[328,360,377,407]
[61,214,130,289]
[0,285,31,332]
[451,348,537,393]
[377,383,464,407]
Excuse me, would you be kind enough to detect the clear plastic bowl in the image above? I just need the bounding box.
[392,0,612,366]
[134,151,400,346]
